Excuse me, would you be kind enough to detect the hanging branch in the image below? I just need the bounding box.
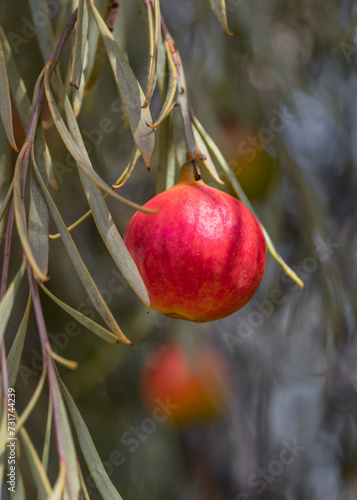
[160,15,206,180]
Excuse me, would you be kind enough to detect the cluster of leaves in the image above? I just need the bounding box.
[0,0,303,498]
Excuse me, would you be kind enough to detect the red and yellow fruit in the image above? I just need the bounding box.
[124,162,266,322]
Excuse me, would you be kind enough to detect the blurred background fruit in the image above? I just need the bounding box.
[141,343,231,426]
[219,119,278,201]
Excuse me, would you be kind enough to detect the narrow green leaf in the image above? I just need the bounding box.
[19,427,53,499]
[28,0,55,61]
[7,293,32,388]
[72,71,86,118]
[112,146,141,188]
[0,261,26,346]
[0,27,31,130]
[40,284,119,344]
[41,397,53,474]
[29,125,50,277]
[89,0,155,167]
[46,345,78,370]
[0,178,13,225]
[84,35,107,95]
[142,0,160,108]
[78,466,91,500]
[13,145,48,282]
[209,0,233,35]
[44,142,59,190]
[192,123,224,184]
[49,147,142,239]
[0,119,12,239]
[55,78,150,308]
[148,40,177,129]
[70,0,89,89]
[31,150,132,344]
[44,67,155,214]
[55,75,150,309]
[48,465,66,500]
[0,41,17,151]
[61,381,124,500]
[16,367,47,434]
[51,377,81,499]
[192,115,304,289]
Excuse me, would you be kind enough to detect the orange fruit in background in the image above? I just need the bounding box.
[219,120,278,201]
[141,343,231,426]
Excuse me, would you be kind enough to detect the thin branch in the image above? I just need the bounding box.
[160,15,206,180]
[106,1,119,31]
[27,266,76,499]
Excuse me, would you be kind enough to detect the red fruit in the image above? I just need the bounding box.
[142,344,230,425]
[124,162,267,322]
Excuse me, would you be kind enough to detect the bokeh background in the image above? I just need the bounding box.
[1,0,357,498]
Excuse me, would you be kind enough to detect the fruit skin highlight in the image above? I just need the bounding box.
[124,162,267,322]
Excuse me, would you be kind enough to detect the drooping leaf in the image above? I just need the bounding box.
[148,39,177,129]
[0,179,13,225]
[209,0,233,35]
[13,145,48,282]
[48,464,66,500]
[192,115,304,289]
[84,35,107,95]
[0,261,26,346]
[31,149,132,343]
[49,147,142,239]
[192,123,225,184]
[50,375,81,499]
[112,146,141,188]
[0,118,12,239]
[7,294,32,388]
[43,142,58,190]
[72,69,86,117]
[28,125,50,277]
[46,345,78,370]
[16,367,47,435]
[19,427,53,500]
[0,27,32,129]
[55,72,150,310]
[78,466,91,500]
[61,381,124,500]
[142,0,160,108]
[40,284,119,344]
[0,40,18,151]
[41,398,53,473]
[44,67,155,213]
[89,0,155,167]
[70,0,89,89]
[28,0,55,61]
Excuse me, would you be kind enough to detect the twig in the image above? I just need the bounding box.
[160,15,206,180]
[106,1,119,31]
[27,267,76,498]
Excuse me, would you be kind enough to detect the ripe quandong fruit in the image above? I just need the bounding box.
[124,162,267,322]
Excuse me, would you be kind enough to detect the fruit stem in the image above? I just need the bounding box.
[160,15,205,180]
